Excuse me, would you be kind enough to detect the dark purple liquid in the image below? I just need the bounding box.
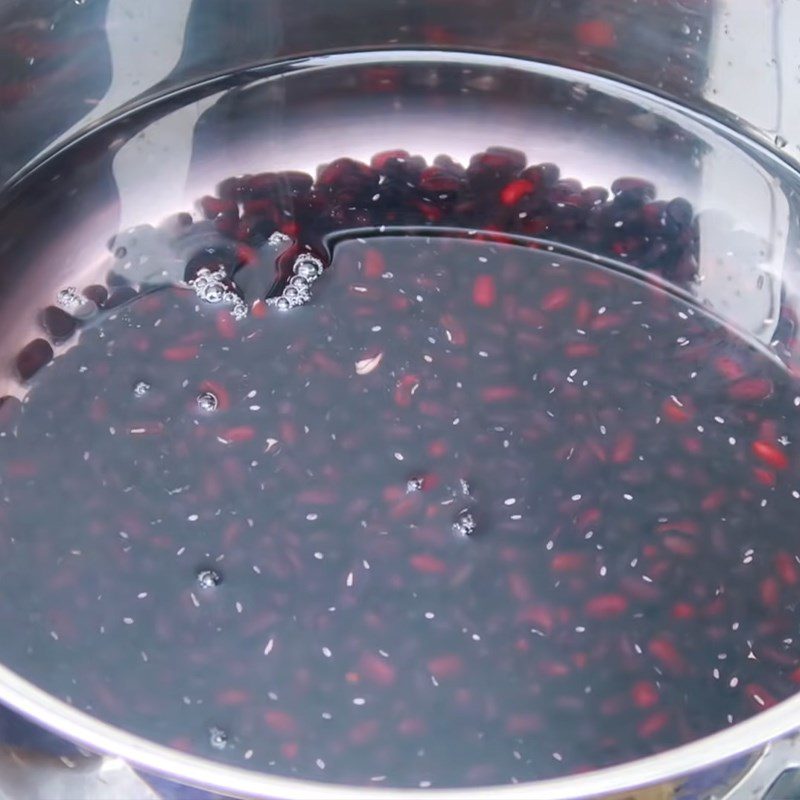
[1,229,799,787]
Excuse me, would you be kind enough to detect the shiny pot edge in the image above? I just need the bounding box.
[0,660,795,799]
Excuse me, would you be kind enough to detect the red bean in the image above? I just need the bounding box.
[648,639,686,674]
[671,602,696,620]
[163,344,199,361]
[216,689,250,706]
[729,378,773,401]
[662,396,691,423]
[473,275,497,308]
[410,554,447,574]
[760,577,780,610]
[394,374,420,407]
[774,552,800,586]
[280,742,298,760]
[15,338,53,381]
[264,710,298,736]
[428,655,463,679]
[348,720,380,746]
[585,594,628,619]
[714,356,746,380]
[220,426,256,443]
[656,520,698,536]
[500,179,535,206]
[541,287,572,312]
[574,19,617,48]
[744,684,777,710]
[505,714,542,735]
[358,653,396,687]
[752,440,789,470]
[481,386,520,403]
[551,553,587,573]
[638,711,670,738]
[631,681,660,709]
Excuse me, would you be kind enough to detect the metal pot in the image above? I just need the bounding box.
[1,661,800,798]
[1,2,799,798]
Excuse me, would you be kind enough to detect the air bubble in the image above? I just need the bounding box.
[209,726,228,750]
[203,284,225,304]
[57,287,97,319]
[133,381,151,398]
[197,568,222,588]
[190,267,228,304]
[196,391,219,412]
[230,301,248,320]
[453,509,477,537]
[294,255,323,280]
[57,287,84,309]
[188,266,247,319]
[265,254,324,312]
[267,231,291,247]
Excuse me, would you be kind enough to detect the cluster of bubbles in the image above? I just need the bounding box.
[454,480,477,537]
[267,254,324,311]
[453,509,477,537]
[132,380,151,398]
[188,266,247,320]
[56,287,98,319]
[267,231,292,247]
[133,383,221,415]
[406,475,478,536]
[56,287,84,308]
[406,476,425,493]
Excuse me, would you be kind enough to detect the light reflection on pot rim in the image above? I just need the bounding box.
[0,658,794,799]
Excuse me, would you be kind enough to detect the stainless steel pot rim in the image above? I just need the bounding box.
[0,659,795,799]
